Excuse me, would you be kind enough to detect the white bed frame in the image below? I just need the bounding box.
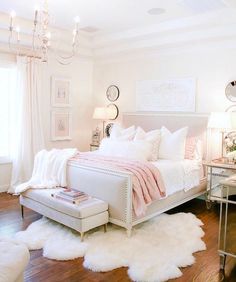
[67,113,209,236]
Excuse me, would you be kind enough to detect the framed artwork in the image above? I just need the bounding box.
[136,77,196,112]
[51,111,72,141]
[106,85,120,102]
[51,76,71,107]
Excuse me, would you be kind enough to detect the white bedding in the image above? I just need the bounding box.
[152,159,202,197]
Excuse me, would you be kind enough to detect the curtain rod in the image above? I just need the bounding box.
[0,49,42,60]
[17,53,42,59]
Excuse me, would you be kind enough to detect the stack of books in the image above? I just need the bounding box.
[51,188,90,204]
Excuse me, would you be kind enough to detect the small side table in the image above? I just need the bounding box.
[218,177,236,270]
[90,143,99,151]
[204,158,236,208]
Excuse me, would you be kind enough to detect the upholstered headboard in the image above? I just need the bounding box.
[122,112,209,160]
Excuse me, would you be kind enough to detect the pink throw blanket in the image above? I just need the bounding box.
[71,152,166,217]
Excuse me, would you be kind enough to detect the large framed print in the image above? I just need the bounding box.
[51,76,71,107]
[136,78,196,112]
[51,111,72,141]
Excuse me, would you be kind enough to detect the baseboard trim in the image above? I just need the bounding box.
[0,185,9,193]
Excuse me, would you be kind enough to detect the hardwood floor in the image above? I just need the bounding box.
[0,193,235,282]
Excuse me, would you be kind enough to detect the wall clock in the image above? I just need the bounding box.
[106,85,119,102]
[225,80,236,102]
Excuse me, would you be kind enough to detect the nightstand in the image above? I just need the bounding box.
[204,158,236,207]
[218,177,236,270]
[90,143,99,151]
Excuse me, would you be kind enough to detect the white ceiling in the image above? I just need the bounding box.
[0,0,234,34]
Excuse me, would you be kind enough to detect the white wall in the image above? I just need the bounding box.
[2,41,236,192]
[41,56,94,151]
[93,46,236,160]
[93,47,236,114]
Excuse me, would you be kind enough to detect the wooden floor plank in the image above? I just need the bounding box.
[0,193,235,282]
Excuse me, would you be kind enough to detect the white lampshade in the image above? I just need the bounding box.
[106,106,116,119]
[92,107,107,120]
[207,112,232,130]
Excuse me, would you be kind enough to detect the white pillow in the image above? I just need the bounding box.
[134,127,161,161]
[159,126,188,160]
[194,139,203,161]
[98,138,152,161]
[110,124,136,141]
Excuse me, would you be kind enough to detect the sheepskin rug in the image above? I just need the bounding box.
[14,213,206,282]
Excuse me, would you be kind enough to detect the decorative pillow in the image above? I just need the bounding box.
[159,126,188,160]
[185,138,203,160]
[98,138,152,161]
[194,139,203,160]
[185,137,197,159]
[134,127,161,161]
[110,124,136,141]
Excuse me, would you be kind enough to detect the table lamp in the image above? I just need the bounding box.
[207,112,232,157]
[92,107,108,138]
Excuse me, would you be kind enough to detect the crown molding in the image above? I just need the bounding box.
[1,8,236,63]
[93,37,236,64]
[90,8,236,61]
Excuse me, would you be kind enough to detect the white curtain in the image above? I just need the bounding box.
[8,56,45,193]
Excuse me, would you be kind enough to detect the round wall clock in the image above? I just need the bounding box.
[225,80,236,102]
[106,85,120,102]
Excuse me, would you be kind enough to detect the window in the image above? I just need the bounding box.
[0,67,16,158]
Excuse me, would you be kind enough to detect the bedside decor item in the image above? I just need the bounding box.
[106,85,119,102]
[225,80,236,102]
[51,76,71,107]
[106,103,119,120]
[93,106,119,138]
[51,111,72,141]
[105,123,114,137]
[93,107,108,138]
[90,143,99,151]
[224,131,236,153]
[91,127,101,145]
[207,112,232,157]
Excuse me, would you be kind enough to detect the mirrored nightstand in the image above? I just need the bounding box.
[204,158,236,207]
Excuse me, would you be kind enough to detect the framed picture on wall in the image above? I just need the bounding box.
[51,76,71,107]
[51,111,72,141]
[136,77,196,112]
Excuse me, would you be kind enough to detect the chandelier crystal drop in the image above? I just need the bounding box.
[8,0,80,65]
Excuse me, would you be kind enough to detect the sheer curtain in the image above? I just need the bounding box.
[8,56,45,193]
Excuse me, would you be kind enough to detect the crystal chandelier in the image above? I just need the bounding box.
[8,0,80,65]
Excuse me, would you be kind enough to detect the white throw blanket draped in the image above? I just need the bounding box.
[15,149,77,194]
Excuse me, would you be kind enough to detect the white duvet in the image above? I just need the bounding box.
[152,159,202,197]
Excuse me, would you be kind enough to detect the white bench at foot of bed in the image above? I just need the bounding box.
[20,188,108,241]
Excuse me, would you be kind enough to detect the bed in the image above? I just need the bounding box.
[67,113,209,236]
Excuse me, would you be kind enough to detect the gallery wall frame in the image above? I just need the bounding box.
[136,77,196,112]
[51,111,72,141]
[51,76,72,107]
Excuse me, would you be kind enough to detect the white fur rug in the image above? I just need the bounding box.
[14,213,206,282]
